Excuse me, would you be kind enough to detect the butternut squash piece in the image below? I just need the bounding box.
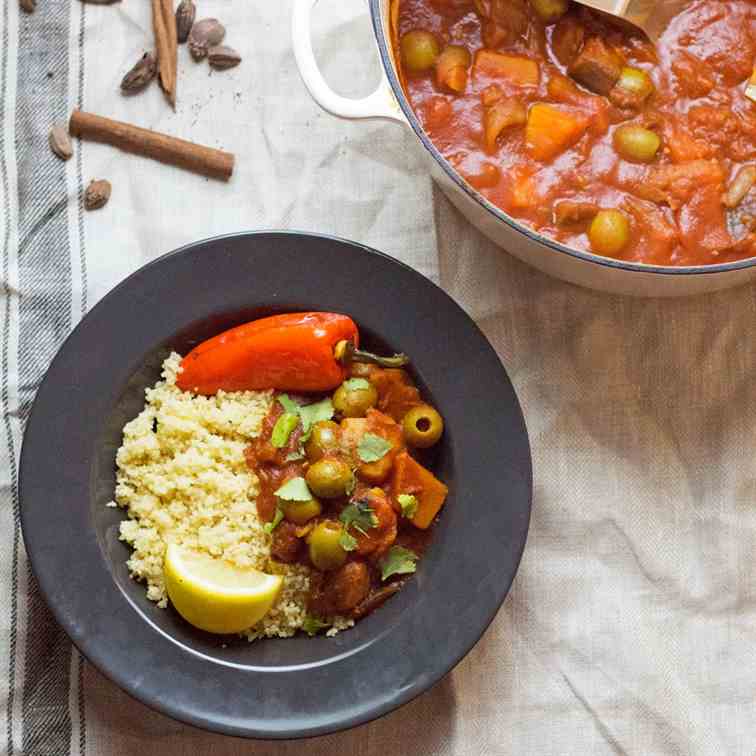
[474,50,540,86]
[547,73,609,136]
[392,451,448,530]
[369,368,422,422]
[525,103,588,162]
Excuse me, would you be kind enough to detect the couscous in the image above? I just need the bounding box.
[109,353,352,638]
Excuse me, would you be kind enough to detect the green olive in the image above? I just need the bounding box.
[529,0,568,23]
[280,497,322,525]
[588,210,631,256]
[305,458,354,499]
[613,125,660,163]
[400,30,441,74]
[616,67,655,101]
[304,420,341,462]
[307,521,348,571]
[333,380,378,418]
[402,404,444,448]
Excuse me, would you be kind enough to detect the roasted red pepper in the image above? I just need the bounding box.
[177,312,357,394]
[176,312,408,395]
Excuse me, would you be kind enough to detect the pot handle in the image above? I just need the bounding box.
[292,0,407,123]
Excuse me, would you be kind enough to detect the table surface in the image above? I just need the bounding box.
[2,2,755,755]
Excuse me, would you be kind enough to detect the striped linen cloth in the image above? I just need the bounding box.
[2,1,756,754]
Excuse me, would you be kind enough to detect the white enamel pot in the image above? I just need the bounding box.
[292,0,756,297]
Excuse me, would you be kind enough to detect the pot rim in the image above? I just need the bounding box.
[368,0,756,278]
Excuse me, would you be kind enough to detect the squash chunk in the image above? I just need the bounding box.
[474,51,540,86]
[525,103,588,161]
[392,452,449,530]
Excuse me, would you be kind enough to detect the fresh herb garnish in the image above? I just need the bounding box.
[277,394,300,415]
[340,499,378,535]
[339,529,358,552]
[277,394,335,443]
[342,377,370,391]
[271,412,299,448]
[274,476,312,502]
[301,616,331,636]
[397,494,418,519]
[379,546,418,581]
[263,506,284,535]
[298,398,335,439]
[285,450,305,462]
[357,433,392,463]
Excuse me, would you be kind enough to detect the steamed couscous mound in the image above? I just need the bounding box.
[108,353,352,639]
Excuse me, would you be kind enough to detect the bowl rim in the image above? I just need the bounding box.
[19,230,533,739]
[369,0,756,278]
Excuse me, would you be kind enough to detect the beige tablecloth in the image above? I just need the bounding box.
[3,1,756,754]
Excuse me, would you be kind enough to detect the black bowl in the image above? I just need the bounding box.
[19,231,532,739]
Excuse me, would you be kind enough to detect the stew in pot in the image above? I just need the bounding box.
[393,0,756,266]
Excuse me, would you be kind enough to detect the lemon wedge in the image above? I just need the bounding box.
[163,544,283,634]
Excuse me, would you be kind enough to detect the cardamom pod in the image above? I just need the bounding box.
[120,52,157,94]
[175,0,196,44]
[84,179,111,211]
[20,0,36,14]
[188,19,225,61]
[208,45,242,70]
[49,125,73,161]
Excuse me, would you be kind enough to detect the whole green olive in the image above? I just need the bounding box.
[307,521,348,571]
[529,0,568,23]
[281,497,322,525]
[304,420,341,462]
[613,125,660,163]
[305,457,354,499]
[333,380,378,418]
[588,210,631,256]
[616,66,655,101]
[400,30,441,74]
[402,404,444,448]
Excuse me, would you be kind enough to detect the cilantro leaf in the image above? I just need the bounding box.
[263,506,284,535]
[342,377,370,391]
[379,546,418,581]
[271,412,299,448]
[301,616,331,636]
[285,450,305,462]
[340,499,378,537]
[397,494,418,519]
[275,395,334,444]
[277,394,300,415]
[357,433,393,463]
[299,398,335,438]
[339,530,358,552]
[274,476,312,502]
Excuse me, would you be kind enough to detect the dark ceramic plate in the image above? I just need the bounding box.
[19,231,532,739]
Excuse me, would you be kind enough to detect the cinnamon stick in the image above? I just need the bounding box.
[69,110,234,181]
[152,0,176,108]
[162,0,178,103]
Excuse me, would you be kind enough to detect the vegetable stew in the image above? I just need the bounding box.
[393,0,756,266]
[245,364,448,630]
